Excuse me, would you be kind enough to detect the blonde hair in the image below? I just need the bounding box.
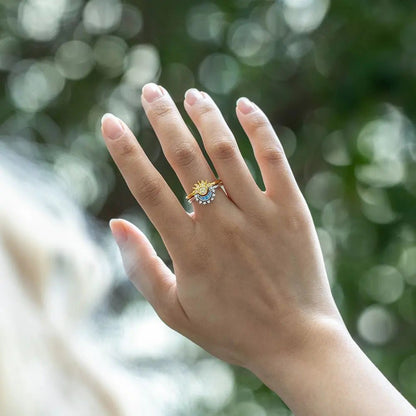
[0,144,139,416]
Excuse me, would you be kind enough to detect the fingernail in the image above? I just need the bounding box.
[142,83,165,103]
[185,88,203,106]
[109,219,127,244]
[236,97,255,115]
[101,113,124,140]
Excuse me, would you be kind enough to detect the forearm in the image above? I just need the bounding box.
[250,320,416,416]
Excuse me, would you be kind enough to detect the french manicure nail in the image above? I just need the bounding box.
[236,97,255,115]
[101,113,124,140]
[185,88,203,106]
[142,83,165,103]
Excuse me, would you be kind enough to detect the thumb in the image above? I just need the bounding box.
[109,218,189,330]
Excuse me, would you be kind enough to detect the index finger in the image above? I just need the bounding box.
[101,113,193,245]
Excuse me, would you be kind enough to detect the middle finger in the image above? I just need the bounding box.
[140,83,230,210]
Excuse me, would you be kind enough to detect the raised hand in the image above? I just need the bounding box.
[101,83,416,416]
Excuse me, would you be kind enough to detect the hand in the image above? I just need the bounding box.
[101,83,344,370]
[101,84,416,416]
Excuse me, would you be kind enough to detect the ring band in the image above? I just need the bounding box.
[186,179,223,205]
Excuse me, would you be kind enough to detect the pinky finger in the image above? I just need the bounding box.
[235,97,301,204]
[109,218,190,331]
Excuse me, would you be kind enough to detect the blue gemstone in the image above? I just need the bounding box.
[198,190,212,201]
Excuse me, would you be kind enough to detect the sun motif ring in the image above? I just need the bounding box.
[186,179,223,205]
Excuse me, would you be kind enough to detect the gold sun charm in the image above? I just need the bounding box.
[185,179,223,205]
[192,180,209,196]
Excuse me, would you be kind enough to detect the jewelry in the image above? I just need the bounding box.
[186,179,223,205]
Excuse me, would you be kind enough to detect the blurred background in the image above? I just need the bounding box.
[0,0,416,414]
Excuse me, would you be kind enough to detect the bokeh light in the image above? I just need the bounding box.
[283,0,330,33]
[83,0,122,34]
[305,171,343,209]
[361,265,404,304]
[56,40,94,80]
[8,59,65,112]
[399,355,416,397]
[123,44,160,88]
[398,246,416,286]
[18,0,67,41]
[227,20,274,66]
[199,53,240,94]
[186,3,226,44]
[357,304,397,345]
[93,36,127,78]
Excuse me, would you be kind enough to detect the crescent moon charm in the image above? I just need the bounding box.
[194,186,215,204]
[186,179,223,205]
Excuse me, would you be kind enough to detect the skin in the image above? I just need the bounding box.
[101,83,416,415]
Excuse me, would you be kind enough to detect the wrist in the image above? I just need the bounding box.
[246,315,351,398]
[247,316,416,416]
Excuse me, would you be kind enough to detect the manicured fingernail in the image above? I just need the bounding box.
[109,219,127,244]
[185,88,203,106]
[236,97,255,115]
[142,83,165,103]
[101,113,124,140]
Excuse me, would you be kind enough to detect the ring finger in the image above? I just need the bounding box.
[183,89,262,212]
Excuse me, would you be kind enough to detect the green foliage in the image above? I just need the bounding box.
[1,0,415,413]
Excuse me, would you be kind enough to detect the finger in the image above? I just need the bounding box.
[141,83,230,209]
[109,218,190,331]
[184,89,261,210]
[101,113,193,244]
[235,97,302,204]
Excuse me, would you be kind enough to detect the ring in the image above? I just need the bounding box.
[186,179,224,205]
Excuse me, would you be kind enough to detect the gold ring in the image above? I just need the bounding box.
[186,179,223,205]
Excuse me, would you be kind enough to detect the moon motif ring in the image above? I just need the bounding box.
[186,179,224,205]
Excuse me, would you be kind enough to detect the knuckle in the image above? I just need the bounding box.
[260,146,286,164]
[249,113,270,131]
[209,140,237,161]
[118,139,136,158]
[147,100,174,120]
[136,176,163,205]
[246,210,269,231]
[282,208,310,233]
[196,101,216,120]
[222,220,243,239]
[171,142,198,168]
